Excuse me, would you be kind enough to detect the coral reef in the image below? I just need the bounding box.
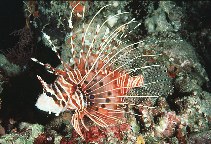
[145,1,183,33]
[0,1,210,144]
[0,54,21,77]
[0,72,4,95]
[0,122,44,144]
[188,130,211,144]
[5,26,35,67]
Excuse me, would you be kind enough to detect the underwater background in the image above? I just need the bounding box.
[0,1,210,144]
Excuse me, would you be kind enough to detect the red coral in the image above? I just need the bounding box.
[176,124,187,144]
[60,123,130,143]
[69,1,85,14]
[167,65,179,78]
[163,112,181,137]
[60,137,75,144]
[84,126,106,142]
[155,111,181,138]
[34,133,54,144]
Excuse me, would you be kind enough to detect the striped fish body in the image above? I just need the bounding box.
[36,51,144,138]
[33,2,152,140]
[38,52,145,116]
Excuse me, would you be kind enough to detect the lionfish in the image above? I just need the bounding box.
[32,2,168,139]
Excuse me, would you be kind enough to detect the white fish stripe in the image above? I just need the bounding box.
[84,109,108,127]
[88,72,128,94]
[67,71,78,84]
[91,108,120,121]
[33,3,167,140]
[63,66,78,84]
[66,94,78,110]
[73,91,81,109]
[37,75,64,101]
[84,4,111,54]
[81,118,89,131]
[121,74,127,94]
[60,75,73,86]
[79,18,136,86]
[71,112,84,138]
[76,89,85,109]
[54,82,68,106]
[73,69,80,83]
[49,85,63,101]
[132,76,139,87]
[91,85,145,96]
[88,24,100,52]
[56,79,78,109]
[83,46,143,91]
[76,69,83,80]
[93,95,158,99]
